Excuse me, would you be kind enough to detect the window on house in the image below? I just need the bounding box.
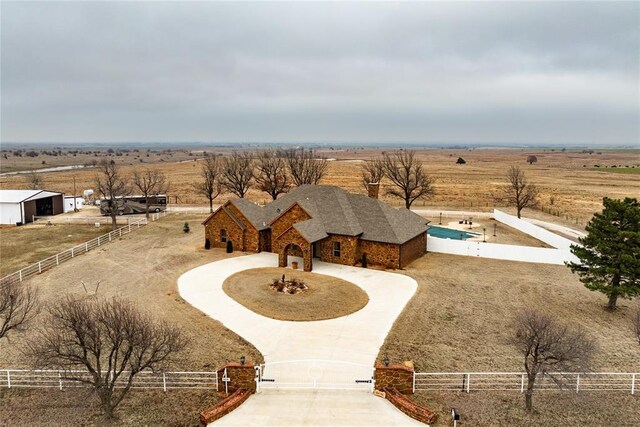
[333,241,341,257]
[221,229,227,243]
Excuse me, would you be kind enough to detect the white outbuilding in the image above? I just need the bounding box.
[0,190,65,225]
[64,196,85,213]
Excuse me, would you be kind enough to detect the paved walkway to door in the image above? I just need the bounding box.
[178,253,421,425]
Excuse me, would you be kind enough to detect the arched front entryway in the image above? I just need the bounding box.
[279,243,312,271]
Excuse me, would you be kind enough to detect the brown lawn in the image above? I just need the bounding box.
[380,253,640,426]
[0,224,107,276]
[0,213,262,426]
[223,267,369,321]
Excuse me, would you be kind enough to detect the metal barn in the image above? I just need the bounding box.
[0,190,65,225]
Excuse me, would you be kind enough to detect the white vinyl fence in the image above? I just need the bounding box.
[427,236,579,265]
[33,211,167,225]
[426,209,581,265]
[0,218,148,289]
[1,369,217,391]
[493,209,575,250]
[414,372,637,394]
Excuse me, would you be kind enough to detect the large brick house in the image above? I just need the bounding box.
[202,184,429,271]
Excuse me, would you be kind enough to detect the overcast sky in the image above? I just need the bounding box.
[1,1,638,145]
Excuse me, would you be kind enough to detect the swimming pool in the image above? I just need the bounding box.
[427,225,480,240]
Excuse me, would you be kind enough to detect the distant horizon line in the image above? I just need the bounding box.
[1,141,638,150]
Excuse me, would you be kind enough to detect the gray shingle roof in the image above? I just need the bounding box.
[293,218,329,243]
[230,185,428,245]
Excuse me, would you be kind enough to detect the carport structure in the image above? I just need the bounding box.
[0,190,65,225]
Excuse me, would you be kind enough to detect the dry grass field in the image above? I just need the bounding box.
[223,267,369,321]
[1,148,638,227]
[0,224,107,276]
[0,214,262,426]
[380,253,640,426]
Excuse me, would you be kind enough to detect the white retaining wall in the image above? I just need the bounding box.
[427,236,579,265]
[493,209,575,250]
[427,209,582,265]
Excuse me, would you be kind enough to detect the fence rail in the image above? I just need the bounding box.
[414,372,637,394]
[0,369,217,391]
[0,218,149,289]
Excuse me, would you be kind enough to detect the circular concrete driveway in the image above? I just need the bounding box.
[178,253,422,426]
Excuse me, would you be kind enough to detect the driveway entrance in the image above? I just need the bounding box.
[257,359,374,392]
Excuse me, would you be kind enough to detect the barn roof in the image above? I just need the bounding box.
[228,185,429,245]
[0,189,63,204]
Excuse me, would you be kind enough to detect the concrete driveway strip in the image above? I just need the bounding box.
[178,253,417,367]
[178,253,422,426]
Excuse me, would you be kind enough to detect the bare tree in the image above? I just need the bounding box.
[282,148,329,186]
[382,150,435,209]
[193,155,222,213]
[220,151,254,198]
[132,169,169,218]
[513,309,594,412]
[526,155,538,165]
[25,172,45,190]
[27,296,186,420]
[360,158,384,191]
[632,306,640,345]
[0,282,39,341]
[498,166,538,218]
[254,150,289,200]
[95,160,129,230]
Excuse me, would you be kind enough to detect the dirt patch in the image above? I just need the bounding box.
[223,267,369,321]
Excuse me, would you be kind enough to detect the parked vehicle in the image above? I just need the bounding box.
[99,195,167,215]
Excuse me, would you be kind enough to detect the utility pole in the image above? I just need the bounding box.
[73,176,79,212]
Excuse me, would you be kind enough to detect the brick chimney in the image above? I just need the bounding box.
[367,182,380,199]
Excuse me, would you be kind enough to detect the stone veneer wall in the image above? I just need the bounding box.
[273,227,312,271]
[199,388,251,426]
[270,203,311,240]
[226,204,259,252]
[384,387,438,425]
[374,363,414,395]
[216,362,256,394]
[399,232,427,268]
[204,208,245,250]
[359,239,401,269]
[317,234,359,266]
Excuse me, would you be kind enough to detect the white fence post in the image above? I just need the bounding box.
[632,373,636,395]
[412,371,416,394]
[38,262,42,273]
[85,242,88,252]
[6,370,10,388]
[162,372,167,392]
[19,271,22,282]
[466,373,471,393]
[71,247,74,258]
[520,374,525,393]
[576,374,580,393]
[59,372,63,390]
[56,254,59,265]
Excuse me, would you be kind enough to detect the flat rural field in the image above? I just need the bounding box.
[0,224,107,276]
[1,148,638,227]
[0,214,262,426]
[380,253,640,426]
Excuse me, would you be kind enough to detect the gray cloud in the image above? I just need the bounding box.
[1,1,638,145]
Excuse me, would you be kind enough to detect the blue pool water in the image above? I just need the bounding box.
[427,225,480,240]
